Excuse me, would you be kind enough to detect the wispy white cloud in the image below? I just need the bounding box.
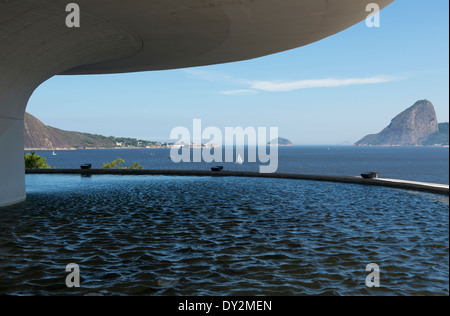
[183,69,235,84]
[221,89,258,95]
[183,69,398,95]
[245,76,397,92]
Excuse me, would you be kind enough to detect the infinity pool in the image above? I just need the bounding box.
[0,174,448,295]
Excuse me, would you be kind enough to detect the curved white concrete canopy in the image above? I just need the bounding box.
[0,0,393,206]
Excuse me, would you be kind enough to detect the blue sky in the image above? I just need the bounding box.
[27,0,449,145]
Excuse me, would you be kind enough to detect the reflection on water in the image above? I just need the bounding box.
[0,175,448,295]
[405,190,449,206]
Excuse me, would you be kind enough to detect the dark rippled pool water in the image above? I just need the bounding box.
[0,175,448,296]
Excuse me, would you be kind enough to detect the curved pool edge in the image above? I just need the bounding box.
[25,169,449,196]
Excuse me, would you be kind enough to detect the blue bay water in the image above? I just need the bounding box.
[1,145,446,296]
[28,146,449,184]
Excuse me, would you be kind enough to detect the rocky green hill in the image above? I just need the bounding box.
[268,137,294,146]
[24,112,159,150]
[355,100,448,146]
[421,123,449,146]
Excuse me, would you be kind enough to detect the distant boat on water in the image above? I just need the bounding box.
[52,151,57,156]
[236,154,243,165]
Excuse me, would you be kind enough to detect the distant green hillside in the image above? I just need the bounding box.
[421,123,449,146]
[24,112,160,149]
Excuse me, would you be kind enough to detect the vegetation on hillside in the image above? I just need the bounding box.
[53,127,159,149]
[25,112,161,149]
[421,123,449,146]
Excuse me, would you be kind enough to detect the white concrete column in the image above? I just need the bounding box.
[0,1,142,207]
[0,117,26,206]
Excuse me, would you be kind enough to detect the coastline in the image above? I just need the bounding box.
[24,146,172,151]
[24,144,221,151]
[353,144,449,148]
[25,144,449,151]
